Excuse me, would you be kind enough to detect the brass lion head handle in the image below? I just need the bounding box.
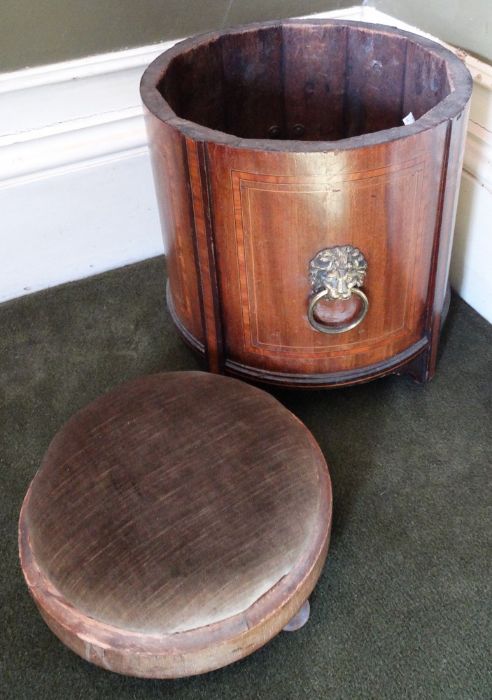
[308,245,369,334]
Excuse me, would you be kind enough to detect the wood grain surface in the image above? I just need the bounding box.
[141,19,472,387]
[19,372,332,678]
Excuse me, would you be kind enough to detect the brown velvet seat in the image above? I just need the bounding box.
[19,372,331,678]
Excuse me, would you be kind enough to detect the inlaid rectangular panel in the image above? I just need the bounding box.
[230,157,426,361]
[204,130,448,376]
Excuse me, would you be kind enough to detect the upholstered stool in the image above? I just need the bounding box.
[19,372,332,678]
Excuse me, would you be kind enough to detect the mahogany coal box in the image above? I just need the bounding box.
[141,18,472,388]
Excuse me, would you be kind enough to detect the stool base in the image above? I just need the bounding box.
[283,600,310,632]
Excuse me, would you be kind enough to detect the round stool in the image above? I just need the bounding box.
[19,372,332,678]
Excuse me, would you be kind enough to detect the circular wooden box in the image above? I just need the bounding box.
[19,372,332,678]
[141,19,472,388]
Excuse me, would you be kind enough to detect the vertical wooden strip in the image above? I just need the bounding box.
[403,43,450,120]
[399,40,409,120]
[185,139,224,373]
[341,25,350,139]
[166,44,225,131]
[425,123,452,319]
[220,25,283,138]
[279,24,288,139]
[145,112,204,344]
[344,28,407,137]
[282,23,348,140]
[426,109,469,378]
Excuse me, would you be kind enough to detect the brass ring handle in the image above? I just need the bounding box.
[307,245,369,334]
[308,287,369,334]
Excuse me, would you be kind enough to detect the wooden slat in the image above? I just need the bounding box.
[344,28,407,137]
[282,23,348,140]
[220,26,284,139]
[185,139,224,373]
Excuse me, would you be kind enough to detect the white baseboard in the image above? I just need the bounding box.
[0,43,174,303]
[1,6,491,324]
[1,152,163,299]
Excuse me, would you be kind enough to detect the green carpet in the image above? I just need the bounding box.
[1,256,490,699]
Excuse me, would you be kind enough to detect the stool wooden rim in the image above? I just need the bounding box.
[19,372,332,678]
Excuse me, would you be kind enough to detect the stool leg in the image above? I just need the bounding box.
[283,600,310,632]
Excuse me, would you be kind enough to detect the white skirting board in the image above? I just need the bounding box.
[1,6,491,323]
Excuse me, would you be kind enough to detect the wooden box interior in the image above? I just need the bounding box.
[159,24,452,141]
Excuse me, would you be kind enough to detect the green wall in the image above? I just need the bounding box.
[375,0,491,63]
[1,0,490,72]
[0,0,352,72]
